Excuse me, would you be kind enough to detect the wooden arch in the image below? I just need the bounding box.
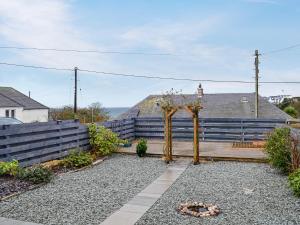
[163,104,202,165]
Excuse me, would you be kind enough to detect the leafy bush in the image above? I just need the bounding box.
[264,128,292,174]
[89,124,122,155]
[288,168,300,197]
[136,139,147,157]
[0,160,20,176]
[284,106,298,118]
[17,166,53,184]
[61,150,93,168]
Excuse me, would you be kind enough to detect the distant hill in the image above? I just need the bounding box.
[105,107,129,119]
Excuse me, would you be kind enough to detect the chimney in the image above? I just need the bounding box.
[197,83,204,98]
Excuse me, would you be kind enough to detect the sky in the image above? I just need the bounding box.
[0,0,299,108]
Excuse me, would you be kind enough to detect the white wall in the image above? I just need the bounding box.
[22,109,49,123]
[0,107,23,121]
[0,107,49,123]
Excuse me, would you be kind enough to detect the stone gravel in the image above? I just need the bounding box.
[0,154,166,225]
[135,162,300,225]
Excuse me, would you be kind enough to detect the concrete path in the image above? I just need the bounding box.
[0,217,42,225]
[99,159,190,225]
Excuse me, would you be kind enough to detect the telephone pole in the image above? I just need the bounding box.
[254,50,260,118]
[74,67,78,114]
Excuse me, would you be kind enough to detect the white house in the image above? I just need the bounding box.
[0,87,49,123]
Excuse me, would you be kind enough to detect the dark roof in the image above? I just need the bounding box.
[119,93,291,120]
[0,87,48,110]
[0,117,23,125]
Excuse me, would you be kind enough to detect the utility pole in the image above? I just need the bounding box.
[74,67,78,114]
[254,50,260,118]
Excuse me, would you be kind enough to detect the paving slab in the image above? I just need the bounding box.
[118,140,266,161]
[0,217,43,225]
[99,159,190,225]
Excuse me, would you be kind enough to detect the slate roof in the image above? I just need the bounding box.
[0,117,23,125]
[0,87,48,110]
[119,93,291,120]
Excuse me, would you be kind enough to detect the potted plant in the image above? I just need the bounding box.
[123,139,132,147]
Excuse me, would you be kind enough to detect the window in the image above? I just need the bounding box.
[5,110,9,118]
[11,110,15,118]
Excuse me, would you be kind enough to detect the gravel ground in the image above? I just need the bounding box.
[136,162,300,225]
[0,154,166,225]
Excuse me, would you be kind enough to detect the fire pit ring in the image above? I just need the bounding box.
[177,202,220,217]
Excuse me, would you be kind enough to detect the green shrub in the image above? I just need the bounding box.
[288,168,300,197]
[17,166,53,184]
[136,139,147,157]
[284,106,298,118]
[0,160,20,176]
[88,124,122,155]
[61,150,93,168]
[264,128,292,174]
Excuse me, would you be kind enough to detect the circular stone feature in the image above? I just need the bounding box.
[177,202,220,217]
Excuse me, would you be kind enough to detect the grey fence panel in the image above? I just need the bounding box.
[0,120,90,166]
[0,117,286,166]
[134,117,286,141]
[99,118,135,140]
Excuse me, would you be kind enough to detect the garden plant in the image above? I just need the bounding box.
[136,138,148,157]
[288,168,300,197]
[89,124,122,155]
[61,150,93,168]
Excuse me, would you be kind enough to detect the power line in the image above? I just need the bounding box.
[1,61,300,84]
[0,62,73,71]
[0,46,172,56]
[262,43,300,55]
[78,68,253,83]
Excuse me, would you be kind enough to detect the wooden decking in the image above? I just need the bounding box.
[118,140,267,163]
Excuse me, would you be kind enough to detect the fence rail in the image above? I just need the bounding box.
[0,120,89,167]
[100,118,135,140]
[134,117,286,141]
[0,117,286,166]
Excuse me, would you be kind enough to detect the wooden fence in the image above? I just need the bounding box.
[0,120,89,166]
[100,118,135,140]
[134,117,286,141]
[0,117,286,166]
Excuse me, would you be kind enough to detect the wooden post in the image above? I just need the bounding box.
[193,111,199,164]
[169,115,172,161]
[164,111,170,161]
[185,106,201,165]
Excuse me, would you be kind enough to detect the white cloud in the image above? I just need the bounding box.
[121,17,219,52]
[119,18,252,78]
[0,0,111,69]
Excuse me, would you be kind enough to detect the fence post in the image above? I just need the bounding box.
[3,125,12,161]
[201,119,205,141]
[241,120,245,142]
[74,119,80,148]
[132,118,136,140]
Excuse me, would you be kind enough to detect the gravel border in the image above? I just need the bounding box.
[0,154,166,225]
[135,162,300,225]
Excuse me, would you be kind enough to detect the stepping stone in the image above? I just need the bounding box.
[0,217,43,225]
[99,160,190,225]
